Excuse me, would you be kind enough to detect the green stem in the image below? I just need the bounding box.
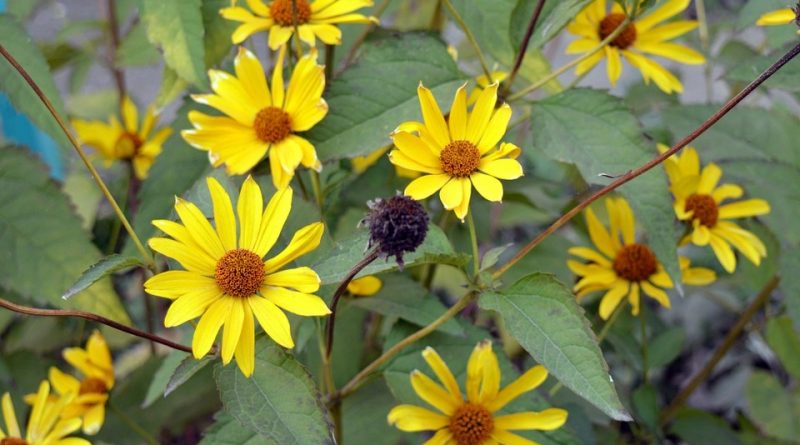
[640,304,649,383]
[467,210,480,277]
[109,401,159,445]
[695,0,713,103]
[310,170,324,210]
[442,0,493,82]
[290,0,304,58]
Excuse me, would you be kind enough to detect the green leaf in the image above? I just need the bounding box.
[781,250,800,330]
[141,0,207,87]
[480,273,631,421]
[728,51,800,92]
[166,355,213,397]
[155,66,189,108]
[63,254,142,300]
[0,14,71,158]
[631,384,658,432]
[350,275,464,335]
[115,22,161,67]
[671,408,744,445]
[306,31,463,160]
[142,350,186,408]
[202,0,237,67]
[745,371,800,442]
[765,316,800,381]
[648,327,685,368]
[0,148,129,323]
[312,225,468,285]
[214,339,335,445]
[341,379,403,445]
[529,88,681,287]
[511,0,593,50]
[200,412,262,445]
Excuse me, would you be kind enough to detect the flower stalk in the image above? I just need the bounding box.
[501,0,547,98]
[442,0,493,83]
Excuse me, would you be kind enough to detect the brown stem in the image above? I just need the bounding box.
[106,0,126,101]
[660,276,779,425]
[501,0,546,98]
[325,249,380,357]
[493,42,800,279]
[0,297,194,353]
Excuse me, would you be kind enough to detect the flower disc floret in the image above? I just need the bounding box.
[254,107,292,144]
[613,244,657,282]
[598,13,636,49]
[440,140,481,177]
[684,193,718,227]
[215,249,266,297]
[450,404,494,445]
[269,0,312,26]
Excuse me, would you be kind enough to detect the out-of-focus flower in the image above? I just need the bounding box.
[347,275,382,296]
[2,381,88,445]
[756,5,798,27]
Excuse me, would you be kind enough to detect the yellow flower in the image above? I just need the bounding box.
[144,177,330,377]
[388,341,568,445]
[72,96,172,179]
[568,197,716,319]
[347,275,382,296]
[756,7,797,26]
[661,145,771,273]
[221,0,377,48]
[2,381,89,445]
[468,71,508,105]
[566,0,705,94]
[183,47,325,188]
[350,146,420,179]
[390,83,524,221]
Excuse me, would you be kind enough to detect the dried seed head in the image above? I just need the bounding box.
[363,195,429,267]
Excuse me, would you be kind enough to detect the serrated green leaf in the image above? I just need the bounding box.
[141,0,207,87]
[529,88,681,286]
[0,148,129,323]
[0,14,71,158]
[765,316,800,380]
[200,412,262,445]
[480,273,630,421]
[63,254,142,300]
[312,225,468,285]
[214,339,334,445]
[116,21,161,67]
[745,371,800,442]
[305,31,463,160]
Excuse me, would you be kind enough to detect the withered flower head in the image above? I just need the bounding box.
[362,195,429,267]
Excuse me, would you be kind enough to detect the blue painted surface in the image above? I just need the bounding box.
[0,0,65,179]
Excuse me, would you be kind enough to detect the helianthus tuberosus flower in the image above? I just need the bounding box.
[390,83,523,221]
[661,145,770,273]
[2,381,89,445]
[388,341,568,445]
[183,47,325,189]
[144,177,330,377]
[347,275,382,296]
[756,5,798,27]
[221,0,378,48]
[72,96,171,179]
[568,197,715,319]
[566,0,705,94]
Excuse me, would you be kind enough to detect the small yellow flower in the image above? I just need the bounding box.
[390,83,523,221]
[144,177,330,377]
[183,46,325,188]
[2,381,89,445]
[661,145,771,273]
[72,96,172,179]
[388,341,568,445]
[568,197,716,319]
[756,7,798,26]
[566,0,705,94]
[347,275,382,296]
[221,0,377,48]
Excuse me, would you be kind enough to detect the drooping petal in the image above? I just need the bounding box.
[493,408,569,431]
[264,267,320,293]
[192,298,233,358]
[410,371,460,415]
[249,297,294,348]
[234,304,256,377]
[471,172,503,202]
[405,174,451,200]
[641,281,671,309]
[261,287,331,316]
[598,280,629,320]
[263,222,325,273]
[387,405,449,432]
[164,287,223,327]
[221,299,245,364]
[486,365,548,412]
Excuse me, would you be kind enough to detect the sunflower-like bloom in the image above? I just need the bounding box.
[144,177,330,376]
[388,341,568,445]
[44,331,114,435]
[390,83,523,221]
[346,275,382,296]
[568,197,716,319]
[2,382,89,445]
[566,0,705,94]
[661,145,771,273]
[72,96,171,179]
[183,47,325,188]
[221,0,377,48]
[756,6,798,26]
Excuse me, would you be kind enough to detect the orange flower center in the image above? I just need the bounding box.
[440,140,480,177]
[613,243,657,282]
[79,377,108,395]
[215,249,265,297]
[598,13,637,49]
[269,0,312,26]
[449,403,494,445]
[685,193,718,227]
[114,132,143,159]
[0,438,29,445]
[254,106,292,144]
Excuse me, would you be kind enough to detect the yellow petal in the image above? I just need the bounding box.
[478,346,501,404]
[235,304,256,377]
[387,405,449,432]
[237,177,263,251]
[392,131,442,169]
[477,103,512,153]
[641,281,671,309]
[81,403,105,435]
[175,198,226,259]
[494,408,569,431]
[206,177,238,252]
[261,287,330,316]
[638,21,698,42]
[585,206,616,258]
[149,238,217,274]
[439,177,463,210]
[479,158,523,180]
[756,8,796,26]
[636,0,691,32]
[265,267,320,293]
[491,429,540,445]
[448,84,468,141]
[466,83,498,144]
[422,347,463,402]
[234,47,271,107]
[121,96,138,133]
[410,370,459,415]
[606,46,622,86]
[466,341,491,403]
[635,42,706,65]
[567,246,612,267]
[347,276,382,296]
[422,429,453,445]
[263,222,325,273]
[709,234,736,273]
[2,393,21,438]
[164,287,223,327]
[192,298,232,358]
[486,365,548,412]
[417,84,450,148]
[268,25,294,50]
[717,199,770,220]
[471,172,503,202]
[249,297,294,348]
[221,299,245,364]
[390,149,444,175]
[599,281,629,320]
[272,45,287,107]
[253,187,293,258]
[144,270,217,299]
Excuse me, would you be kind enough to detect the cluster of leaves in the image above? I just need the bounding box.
[0,0,799,444]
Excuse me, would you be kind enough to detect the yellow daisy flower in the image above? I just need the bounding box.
[72,96,172,179]
[220,0,377,48]
[350,146,420,179]
[183,47,325,189]
[566,0,705,94]
[144,177,330,377]
[2,381,89,445]
[346,275,382,296]
[390,83,524,221]
[661,145,771,273]
[756,6,798,26]
[568,197,716,319]
[388,341,568,445]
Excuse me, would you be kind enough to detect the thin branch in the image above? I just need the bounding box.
[106,0,126,102]
[660,276,780,424]
[502,0,547,98]
[0,297,194,353]
[0,45,156,270]
[442,0,493,83]
[493,42,800,279]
